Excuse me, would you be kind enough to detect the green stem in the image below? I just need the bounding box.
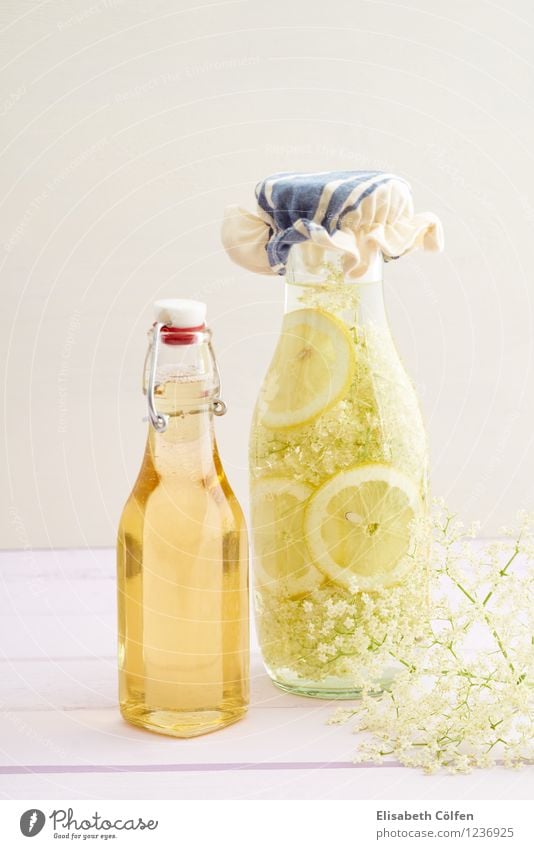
[482,546,520,607]
[445,571,516,676]
[483,615,516,676]
[451,579,477,605]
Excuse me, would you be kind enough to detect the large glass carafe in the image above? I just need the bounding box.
[250,247,429,698]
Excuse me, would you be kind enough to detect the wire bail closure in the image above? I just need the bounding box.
[147,322,169,433]
[146,323,227,432]
[213,399,227,416]
[208,339,227,417]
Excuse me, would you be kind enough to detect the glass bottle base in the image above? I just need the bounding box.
[273,680,372,700]
[269,666,399,700]
[120,702,247,738]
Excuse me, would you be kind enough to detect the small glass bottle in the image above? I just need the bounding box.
[117,299,249,737]
[250,247,429,698]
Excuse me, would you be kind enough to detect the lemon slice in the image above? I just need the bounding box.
[258,308,355,429]
[251,477,323,597]
[304,464,421,591]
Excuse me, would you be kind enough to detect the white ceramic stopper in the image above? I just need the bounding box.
[153,298,207,328]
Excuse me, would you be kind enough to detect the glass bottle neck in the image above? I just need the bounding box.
[146,400,216,478]
[284,245,387,328]
[142,326,219,472]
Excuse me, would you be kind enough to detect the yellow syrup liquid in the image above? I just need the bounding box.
[117,375,249,737]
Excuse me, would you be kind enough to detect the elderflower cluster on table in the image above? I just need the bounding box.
[328,501,534,774]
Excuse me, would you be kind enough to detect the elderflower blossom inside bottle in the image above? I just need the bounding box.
[222,171,443,698]
[117,299,249,735]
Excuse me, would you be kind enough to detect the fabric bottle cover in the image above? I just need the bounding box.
[154,299,207,328]
[221,170,444,280]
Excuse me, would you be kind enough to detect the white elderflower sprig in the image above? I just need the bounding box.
[330,503,534,774]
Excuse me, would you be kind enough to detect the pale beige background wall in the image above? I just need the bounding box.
[2,0,534,548]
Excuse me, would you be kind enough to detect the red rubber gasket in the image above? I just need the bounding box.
[157,323,206,345]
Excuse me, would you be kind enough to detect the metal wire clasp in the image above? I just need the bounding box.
[147,322,169,433]
[208,339,227,417]
[146,324,227,430]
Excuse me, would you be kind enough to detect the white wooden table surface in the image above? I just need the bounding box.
[1,549,533,801]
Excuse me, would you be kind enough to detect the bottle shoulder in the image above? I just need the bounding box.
[119,451,246,537]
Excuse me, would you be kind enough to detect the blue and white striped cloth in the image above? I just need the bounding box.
[222,170,443,279]
[256,171,409,272]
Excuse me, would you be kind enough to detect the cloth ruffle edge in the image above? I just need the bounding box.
[221,190,443,279]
